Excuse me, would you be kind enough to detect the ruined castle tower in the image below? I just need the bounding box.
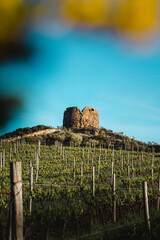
[63,106,99,129]
[63,107,81,129]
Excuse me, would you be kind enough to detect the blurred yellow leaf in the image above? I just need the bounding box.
[0,0,28,43]
[114,0,158,32]
[61,0,159,41]
[62,0,109,26]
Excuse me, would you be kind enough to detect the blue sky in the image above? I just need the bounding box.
[0,25,160,143]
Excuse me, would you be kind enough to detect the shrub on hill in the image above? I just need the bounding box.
[64,132,83,145]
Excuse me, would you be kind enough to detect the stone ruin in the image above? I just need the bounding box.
[63,106,99,129]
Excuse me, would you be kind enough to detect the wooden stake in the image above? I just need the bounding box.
[127,151,129,165]
[80,161,83,185]
[17,141,19,153]
[143,181,150,231]
[128,165,130,180]
[60,143,62,155]
[73,158,75,182]
[111,161,114,181]
[83,146,84,158]
[0,152,2,169]
[10,147,12,161]
[121,154,123,172]
[38,140,41,156]
[98,155,101,175]
[157,173,160,210]
[157,173,160,211]
[92,166,95,197]
[132,158,134,177]
[36,151,39,181]
[29,162,33,213]
[92,156,93,167]
[65,151,67,169]
[63,148,64,160]
[112,149,114,161]
[14,143,16,153]
[113,173,116,223]
[10,162,23,240]
[151,153,154,186]
[139,155,141,170]
[3,149,5,167]
[142,152,143,162]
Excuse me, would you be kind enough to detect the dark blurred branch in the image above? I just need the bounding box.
[0,97,22,128]
[0,40,34,63]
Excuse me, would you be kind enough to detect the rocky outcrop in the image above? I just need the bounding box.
[63,106,99,129]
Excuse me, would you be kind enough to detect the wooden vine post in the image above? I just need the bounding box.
[0,152,2,169]
[108,144,110,151]
[62,148,64,160]
[139,155,141,171]
[98,155,101,175]
[60,143,62,155]
[38,140,41,156]
[141,152,143,162]
[111,161,114,181]
[65,151,67,169]
[143,181,150,231]
[127,165,130,192]
[157,173,160,210]
[16,141,19,153]
[3,149,5,167]
[10,147,12,161]
[92,166,95,197]
[131,157,134,177]
[127,151,130,182]
[83,146,84,158]
[35,151,39,181]
[80,161,83,185]
[151,153,154,186]
[111,150,114,181]
[121,153,123,172]
[29,161,33,213]
[9,162,23,240]
[92,156,93,167]
[73,158,75,182]
[14,143,16,153]
[113,173,116,223]
[87,149,89,159]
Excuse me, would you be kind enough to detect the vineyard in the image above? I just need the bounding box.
[1,140,160,240]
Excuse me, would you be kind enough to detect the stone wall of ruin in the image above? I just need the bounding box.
[63,106,99,129]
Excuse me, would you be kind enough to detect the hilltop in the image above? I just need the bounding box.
[1,125,159,152]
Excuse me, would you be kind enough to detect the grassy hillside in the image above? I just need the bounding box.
[1,125,159,152]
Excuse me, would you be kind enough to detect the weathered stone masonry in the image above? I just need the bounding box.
[63,106,99,129]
